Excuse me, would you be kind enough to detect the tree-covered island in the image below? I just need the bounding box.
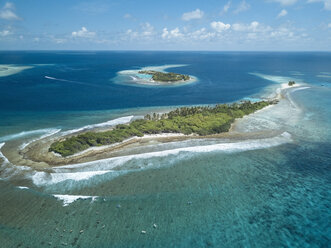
[49,100,277,157]
[138,70,190,82]
[288,81,296,86]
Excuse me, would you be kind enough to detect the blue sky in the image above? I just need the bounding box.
[0,0,330,50]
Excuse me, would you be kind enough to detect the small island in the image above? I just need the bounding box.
[49,100,277,157]
[288,81,296,86]
[114,65,197,87]
[138,70,190,82]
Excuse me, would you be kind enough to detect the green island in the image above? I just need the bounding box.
[49,100,277,157]
[138,70,190,82]
[288,81,296,86]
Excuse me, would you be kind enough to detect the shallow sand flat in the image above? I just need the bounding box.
[0,64,33,77]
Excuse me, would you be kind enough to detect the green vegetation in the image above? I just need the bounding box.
[288,81,296,86]
[139,70,190,82]
[49,100,275,157]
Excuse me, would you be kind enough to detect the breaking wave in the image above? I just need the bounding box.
[0,128,60,143]
[32,132,292,186]
[53,194,98,206]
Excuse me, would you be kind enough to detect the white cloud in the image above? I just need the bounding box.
[189,28,216,40]
[232,21,259,32]
[233,21,268,33]
[4,2,14,9]
[277,9,288,18]
[72,27,96,38]
[328,23,331,28]
[270,0,297,5]
[141,22,154,36]
[0,29,11,36]
[234,0,250,14]
[307,0,331,10]
[162,27,183,39]
[0,2,20,20]
[210,21,231,32]
[270,27,294,39]
[182,9,204,21]
[222,1,231,13]
[123,13,132,19]
[161,27,216,41]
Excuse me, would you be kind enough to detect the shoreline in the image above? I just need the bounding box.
[115,64,198,87]
[2,82,302,169]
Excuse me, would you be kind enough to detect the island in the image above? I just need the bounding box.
[49,100,277,157]
[138,70,190,82]
[288,81,296,86]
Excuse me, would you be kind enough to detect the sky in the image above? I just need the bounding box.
[0,0,330,51]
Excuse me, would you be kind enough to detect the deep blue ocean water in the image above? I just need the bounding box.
[0,52,330,247]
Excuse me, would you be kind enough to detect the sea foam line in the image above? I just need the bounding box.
[0,143,9,164]
[0,128,60,143]
[19,128,61,150]
[53,194,98,206]
[32,170,110,186]
[32,132,292,186]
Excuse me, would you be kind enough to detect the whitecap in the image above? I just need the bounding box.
[53,194,98,206]
[19,129,61,150]
[32,170,110,186]
[31,132,292,187]
[17,186,29,190]
[0,143,9,164]
[0,128,60,143]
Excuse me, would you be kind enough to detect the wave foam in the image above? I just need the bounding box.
[17,186,29,190]
[31,132,292,186]
[19,129,61,150]
[0,143,9,164]
[32,170,110,186]
[0,128,60,143]
[53,194,98,206]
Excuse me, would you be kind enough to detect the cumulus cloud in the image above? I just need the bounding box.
[189,28,216,40]
[123,13,132,19]
[307,0,331,10]
[0,2,20,20]
[222,1,232,14]
[0,29,11,36]
[234,0,250,14]
[182,9,204,21]
[232,21,260,32]
[72,27,96,38]
[277,9,288,18]
[162,27,183,39]
[270,0,297,5]
[141,22,154,36]
[210,21,231,32]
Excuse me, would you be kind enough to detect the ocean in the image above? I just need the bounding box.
[0,51,330,247]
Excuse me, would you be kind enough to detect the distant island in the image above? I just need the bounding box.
[138,70,190,82]
[49,100,277,157]
[114,64,197,87]
[288,81,296,86]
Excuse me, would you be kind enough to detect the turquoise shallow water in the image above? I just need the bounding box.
[0,52,330,247]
